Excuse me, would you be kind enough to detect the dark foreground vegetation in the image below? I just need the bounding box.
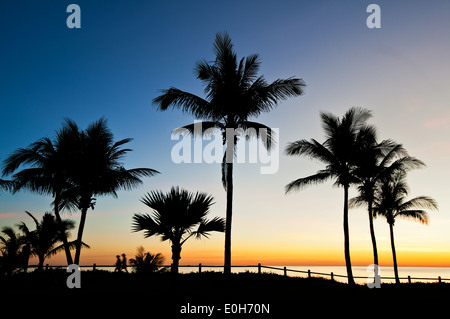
[2,270,449,316]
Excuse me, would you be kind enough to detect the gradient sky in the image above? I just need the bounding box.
[1,0,450,267]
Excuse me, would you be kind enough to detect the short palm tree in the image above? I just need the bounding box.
[285,107,376,286]
[68,118,159,264]
[153,32,305,274]
[373,171,438,284]
[132,187,225,274]
[129,246,165,274]
[0,226,28,275]
[18,211,88,271]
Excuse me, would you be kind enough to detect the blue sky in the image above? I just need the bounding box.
[1,0,450,266]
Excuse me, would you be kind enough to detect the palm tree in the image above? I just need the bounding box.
[153,32,305,274]
[350,140,425,268]
[132,186,225,274]
[285,107,377,286]
[0,226,28,276]
[129,246,165,274]
[1,120,81,265]
[18,211,88,271]
[373,171,438,284]
[67,118,159,265]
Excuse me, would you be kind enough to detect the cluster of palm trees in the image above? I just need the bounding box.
[0,31,438,285]
[0,118,158,271]
[0,211,86,275]
[285,107,438,285]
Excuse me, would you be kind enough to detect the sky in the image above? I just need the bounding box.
[1,0,450,268]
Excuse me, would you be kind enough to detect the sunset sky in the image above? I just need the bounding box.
[1,0,450,268]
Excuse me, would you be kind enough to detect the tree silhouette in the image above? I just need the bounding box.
[2,118,159,265]
[2,119,82,265]
[373,171,438,284]
[285,107,376,286]
[18,211,88,271]
[351,139,425,268]
[129,246,165,274]
[132,186,225,274]
[66,118,159,265]
[153,32,305,274]
[0,226,28,276]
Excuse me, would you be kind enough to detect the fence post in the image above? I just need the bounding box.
[408,275,411,284]
[439,276,441,283]
[284,266,287,277]
[199,263,202,274]
[93,263,96,271]
[258,263,261,275]
[308,269,311,278]
[331,272,334,281]
[45,264,49,271]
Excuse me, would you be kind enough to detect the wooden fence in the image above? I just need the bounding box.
[36,263,450,284]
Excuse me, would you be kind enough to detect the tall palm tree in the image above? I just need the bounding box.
[1,119,82,265]
[18,211,88,271]
[153,32,305,274]
[373,171,438,284]
[67,118,159,265]
[285,107,376,286]
[351,140,425,268]
[132,186,225,274]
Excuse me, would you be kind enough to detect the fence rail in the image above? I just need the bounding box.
[30,263,450,284]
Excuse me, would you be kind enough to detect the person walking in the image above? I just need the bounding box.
[121,253,128,273]
[114,255,122,272]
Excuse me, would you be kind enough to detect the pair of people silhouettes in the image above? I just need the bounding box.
[114,253,128,272]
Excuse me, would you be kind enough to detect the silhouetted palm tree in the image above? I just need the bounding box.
[132,187,225,274]
[1,119,82,265]
[285,107,377,286]
[0,226,28,276]
[129,246,165,274]
[373,171,438,284]
[67,118,159,265]
[351,140,425,267]
[153,32,305,274]
[18,211,88,271]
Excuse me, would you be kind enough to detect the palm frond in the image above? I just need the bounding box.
[395,210,430,225]
[193,216,225,240]
[398,196,438,212]
[239,121,277,151]
[152,87,211,119]
[285,170,331,194]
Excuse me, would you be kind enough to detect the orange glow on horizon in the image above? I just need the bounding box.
[34,247,450,268]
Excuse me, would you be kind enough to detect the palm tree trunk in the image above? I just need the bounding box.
[171,243,182,275]
[224,161,233,275]
[343,185,355,286]
[54,193,73,265]
[38,254,45,272]
[74,206,88,265]
[368,199,378,266]
[389,222,400,284]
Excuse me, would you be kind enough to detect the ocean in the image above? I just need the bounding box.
[84,265,450,285]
